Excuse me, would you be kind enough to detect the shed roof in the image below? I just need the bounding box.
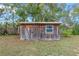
[19,22,61,25]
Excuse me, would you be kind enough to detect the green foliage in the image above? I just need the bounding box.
[72,24,79,35]
[0,8,4,14]
[15,3,64,22]
[16,4,28,21]
[60,25,72,37]
[62,29,72,37]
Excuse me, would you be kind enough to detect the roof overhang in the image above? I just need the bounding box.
[19,22,61,25]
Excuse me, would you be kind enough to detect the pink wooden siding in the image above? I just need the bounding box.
[19,22,61,40]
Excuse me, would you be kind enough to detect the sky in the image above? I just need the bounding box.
[65,4,75,11]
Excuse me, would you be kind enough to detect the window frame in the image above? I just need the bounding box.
[45,25,54,34]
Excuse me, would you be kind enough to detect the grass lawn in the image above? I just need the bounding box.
[0,35,79,56]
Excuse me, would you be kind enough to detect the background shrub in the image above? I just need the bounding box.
[60,25,73,37]
[72,24,79,35]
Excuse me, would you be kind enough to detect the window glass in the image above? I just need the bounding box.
[45,25,54,33]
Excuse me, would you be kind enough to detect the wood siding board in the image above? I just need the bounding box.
[20,25,26,40]
[20,26,23,40]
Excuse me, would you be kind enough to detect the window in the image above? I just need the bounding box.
[45,25,54,34]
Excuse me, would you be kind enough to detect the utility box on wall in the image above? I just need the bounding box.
[19,22,61,40]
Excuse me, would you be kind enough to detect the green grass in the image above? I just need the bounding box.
[0,35,79,56]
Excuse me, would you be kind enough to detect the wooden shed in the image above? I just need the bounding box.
[19,22,61,40]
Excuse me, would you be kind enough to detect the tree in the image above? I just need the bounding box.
[15,3,65,22]
[15,4,28,22]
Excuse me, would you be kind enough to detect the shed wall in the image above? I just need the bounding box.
[20,24,60,40]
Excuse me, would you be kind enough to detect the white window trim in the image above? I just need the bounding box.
[45,25,54,34]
